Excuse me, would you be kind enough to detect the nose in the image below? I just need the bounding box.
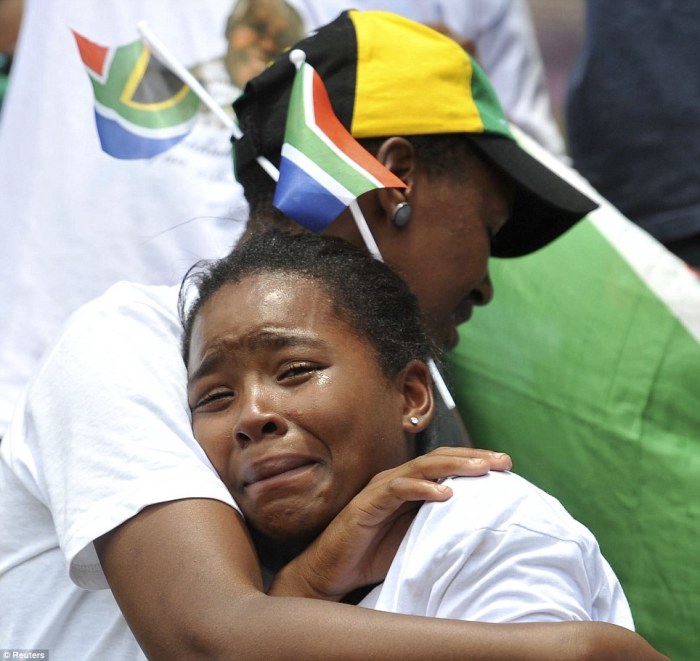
[233,386,287,448]
[470,272,494,307]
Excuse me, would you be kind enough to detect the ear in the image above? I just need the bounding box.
[374,137,417,219]
[395,359,434,434]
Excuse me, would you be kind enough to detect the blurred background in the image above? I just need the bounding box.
[528,0,585,140]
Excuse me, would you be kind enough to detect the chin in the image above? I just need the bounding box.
[435,324,459,351]
[252,510,328,547]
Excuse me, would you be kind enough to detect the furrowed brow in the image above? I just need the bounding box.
[246,330,326,352]
[187,331,327,387]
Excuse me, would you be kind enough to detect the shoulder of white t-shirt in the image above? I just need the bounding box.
[425,472,598,546]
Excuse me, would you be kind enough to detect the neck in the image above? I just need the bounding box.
[250,526,309,575]
[252,526,379,605]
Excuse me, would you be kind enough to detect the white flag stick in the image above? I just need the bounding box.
[136,20,280,182]
[349,199,382,261]
[427,361,456,409]
[137,21,234,130]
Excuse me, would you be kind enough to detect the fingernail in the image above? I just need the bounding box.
[468,458,485,465]
[435,483,450,493]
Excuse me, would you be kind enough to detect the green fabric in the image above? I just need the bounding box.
[0,74,7,110]
[0,53,9,112]
[469,58,512,139]
[447,217,700,661]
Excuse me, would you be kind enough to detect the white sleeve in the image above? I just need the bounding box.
[9,282,238,590]
[363,473,633,627]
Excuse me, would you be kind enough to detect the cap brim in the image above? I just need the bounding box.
[467,134,598,258]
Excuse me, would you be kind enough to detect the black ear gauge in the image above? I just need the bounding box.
[391,202,413,228]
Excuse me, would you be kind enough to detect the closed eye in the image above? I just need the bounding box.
[279,362,322,382]
[193,389,234,412]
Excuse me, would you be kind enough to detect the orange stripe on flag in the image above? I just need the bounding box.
[311,70,404,188]
[72,31,109,76]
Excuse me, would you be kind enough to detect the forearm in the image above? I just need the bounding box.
[265,571,662,661]
[97,496,665,661]
[145,594,663,661]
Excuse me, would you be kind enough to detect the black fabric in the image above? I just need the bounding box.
[468,135,598,258]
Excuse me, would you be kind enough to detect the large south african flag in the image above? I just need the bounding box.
[447,128,700,661]
[72,31,200,159]
[273,52,405,232]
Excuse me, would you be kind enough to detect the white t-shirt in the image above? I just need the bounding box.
[360,473,634,627]
[0,282,239,657]
[0,0,247,436]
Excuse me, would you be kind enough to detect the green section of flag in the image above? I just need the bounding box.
[447,217,700,660]
[90,40,199,128]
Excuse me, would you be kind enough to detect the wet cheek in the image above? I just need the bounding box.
[192,421,234,485]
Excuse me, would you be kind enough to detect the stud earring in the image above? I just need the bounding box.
[409,416,419,426]
[392,202,412,228]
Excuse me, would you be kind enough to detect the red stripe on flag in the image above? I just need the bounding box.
[72,30,108,76]
[311,70,404,188]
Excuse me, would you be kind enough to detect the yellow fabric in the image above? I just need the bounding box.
[348,10,485,138]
